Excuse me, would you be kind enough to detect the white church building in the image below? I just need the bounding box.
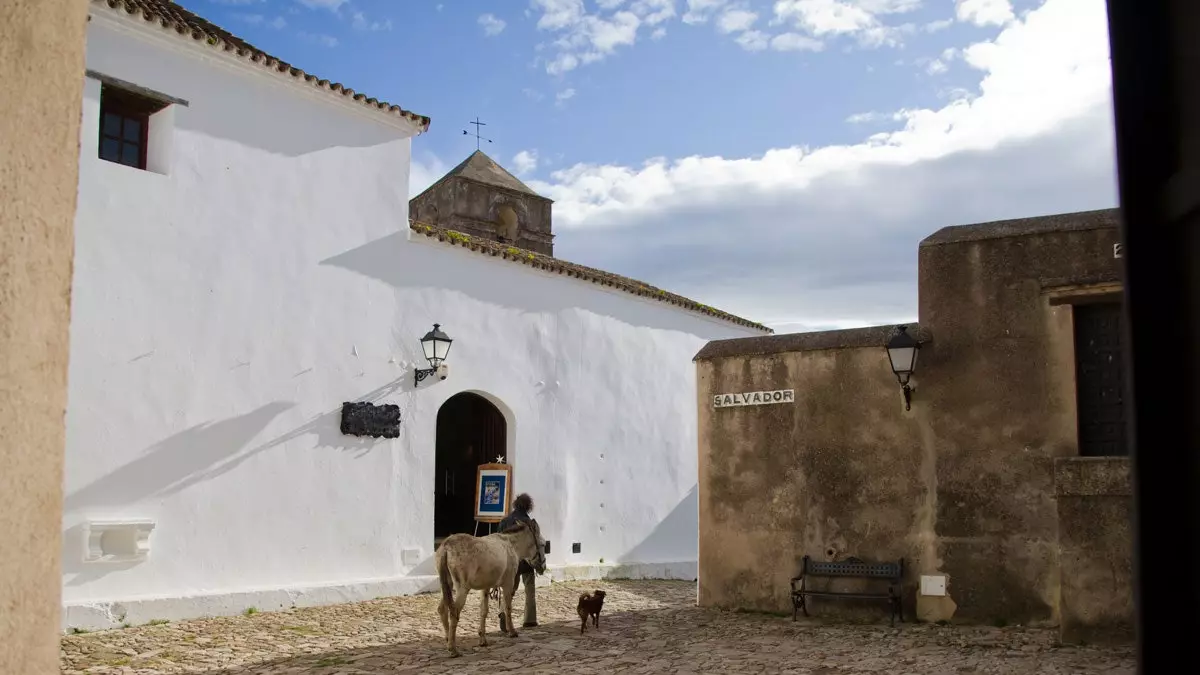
[62,0,769,630]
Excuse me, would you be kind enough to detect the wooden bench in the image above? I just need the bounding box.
[790,555,905,626]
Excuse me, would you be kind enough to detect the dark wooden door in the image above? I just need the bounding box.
[434,393,506,540]
[1073,302,1128,456]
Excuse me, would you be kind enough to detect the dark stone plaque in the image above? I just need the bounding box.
[340,401,401,438]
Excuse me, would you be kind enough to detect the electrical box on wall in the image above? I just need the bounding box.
[920,574,948,597]
[572,542,581,554]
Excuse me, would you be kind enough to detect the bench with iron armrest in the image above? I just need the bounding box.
[790,555,905,626]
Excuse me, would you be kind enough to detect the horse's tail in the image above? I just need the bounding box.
[437,547,454,611]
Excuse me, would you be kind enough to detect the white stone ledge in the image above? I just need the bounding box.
[61,560,698,632]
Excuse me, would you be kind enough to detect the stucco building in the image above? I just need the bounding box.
[62,0,769,631]
[695,208,1133,645]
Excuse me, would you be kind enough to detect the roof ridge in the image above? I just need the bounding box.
[408,221,771,333]
[91,0,430,132]
[443,150,547,200]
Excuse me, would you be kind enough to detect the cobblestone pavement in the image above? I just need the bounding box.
[62,580,1134,674]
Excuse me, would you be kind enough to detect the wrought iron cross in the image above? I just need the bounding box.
[462,116,493,150]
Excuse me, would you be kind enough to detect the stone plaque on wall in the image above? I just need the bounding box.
[340,401,401,438]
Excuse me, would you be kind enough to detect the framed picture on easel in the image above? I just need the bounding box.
[474,463,512,523]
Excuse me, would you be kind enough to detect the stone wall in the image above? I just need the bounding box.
[696,327,931,618]
[410,178,554,255]
[1055,457,1135,644]
[696,210,1130,627]
[0,0,89,672]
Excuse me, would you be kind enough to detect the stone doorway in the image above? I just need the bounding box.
[434,392,507,546]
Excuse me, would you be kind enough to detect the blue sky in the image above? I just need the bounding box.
[186,0,1118,331]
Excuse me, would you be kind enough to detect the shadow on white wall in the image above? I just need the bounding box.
[618,485,698,565]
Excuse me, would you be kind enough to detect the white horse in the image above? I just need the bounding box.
[435,519,546,657]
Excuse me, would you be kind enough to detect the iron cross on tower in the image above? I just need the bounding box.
[462,116,493,150]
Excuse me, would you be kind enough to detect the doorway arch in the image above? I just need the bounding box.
[434,392,508,542]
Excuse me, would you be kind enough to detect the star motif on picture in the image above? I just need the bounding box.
[496,455,505,464]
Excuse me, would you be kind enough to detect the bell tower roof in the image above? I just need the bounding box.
[438,150,550,201]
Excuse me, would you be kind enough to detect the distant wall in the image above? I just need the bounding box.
[696,328,929,617]
[697,210,1130,628]
[0,1,88,673]
[916,212,1123,624]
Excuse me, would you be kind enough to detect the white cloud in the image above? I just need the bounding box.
[769,0,922,48]
[925,18,954,32]
[555,88,577,106]
[513,150,540,175]
[497,0,1116,329]
[352,12,391,32]
[682,0,729,24]
[845,111,895,123]
[735,30,769,51]
[523,88,546,101]
[532,0,585,30]
[410,153,448,197]
[297,31,339,47]
[633,0,677,25]
[770,32,824,51]
[479,13,507,36]
[956,0,1015,27]
[530,0,675,73]
[717,8,758,34]
[294,0,347,10]
[652,26,668,39]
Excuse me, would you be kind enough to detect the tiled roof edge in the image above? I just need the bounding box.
[92,0,431,132]
[408,221,772,333]
[694,323,929,361]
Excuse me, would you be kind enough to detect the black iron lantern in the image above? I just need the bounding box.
[415,323,452,386]
[886,325,921,410]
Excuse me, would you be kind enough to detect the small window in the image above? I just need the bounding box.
[98,84,168,170]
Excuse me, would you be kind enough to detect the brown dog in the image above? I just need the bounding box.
[576,590,606,633]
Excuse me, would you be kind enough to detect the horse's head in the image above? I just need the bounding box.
[527,519,547,575]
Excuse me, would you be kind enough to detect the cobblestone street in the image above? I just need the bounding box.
[62,580,1134,674]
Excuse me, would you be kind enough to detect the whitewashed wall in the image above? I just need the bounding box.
[62,12,763,630]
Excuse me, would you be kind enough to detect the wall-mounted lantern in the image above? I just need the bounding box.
[886,325,921,411]
[415,323,452,387]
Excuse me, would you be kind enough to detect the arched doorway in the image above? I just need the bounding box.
[434,392,507,544]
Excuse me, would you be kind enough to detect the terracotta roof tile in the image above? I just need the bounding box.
[91,0,430,131]
[409,222,772,333]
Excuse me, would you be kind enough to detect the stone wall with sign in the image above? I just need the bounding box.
[695,209,1133,642]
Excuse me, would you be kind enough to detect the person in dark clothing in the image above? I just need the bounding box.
[498,493,538,630]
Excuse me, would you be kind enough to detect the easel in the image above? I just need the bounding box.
[473,461,512,537]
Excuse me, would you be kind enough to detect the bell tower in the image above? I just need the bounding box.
[409,150,555,256]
